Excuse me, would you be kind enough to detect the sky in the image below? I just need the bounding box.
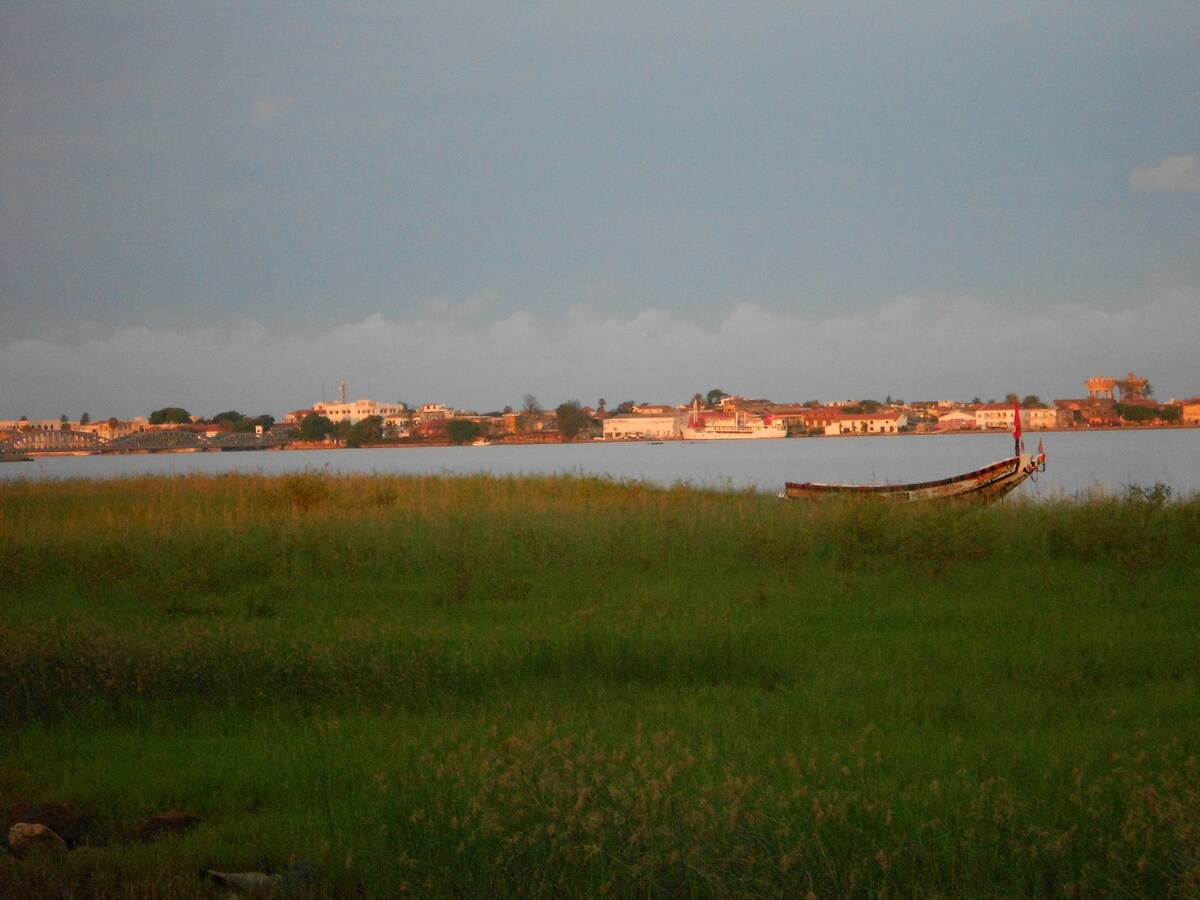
[2,2,1198,420]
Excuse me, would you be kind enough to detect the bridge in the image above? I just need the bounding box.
[2,430,108,453]
[0,429,286,454]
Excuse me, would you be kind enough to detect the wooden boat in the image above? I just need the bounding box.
[784,443,1046,502]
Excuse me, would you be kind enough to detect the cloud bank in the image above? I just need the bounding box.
[1131,154,1200,194]
[3,287,1199,421]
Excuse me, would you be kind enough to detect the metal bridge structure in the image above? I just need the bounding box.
[2,430,108,453]
[206,432,285,451]
[109,430,205,452]
[0,429,285,454]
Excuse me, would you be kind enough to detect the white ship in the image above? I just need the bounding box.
[680,400,787,440]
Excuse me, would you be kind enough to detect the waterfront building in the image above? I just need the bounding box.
[935,410,977,431]
[825,410,908,435]
[602,413,681,440]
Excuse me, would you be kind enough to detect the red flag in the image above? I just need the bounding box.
[1012,399,1023,453]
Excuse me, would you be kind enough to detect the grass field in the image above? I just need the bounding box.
[2,471,1198,897]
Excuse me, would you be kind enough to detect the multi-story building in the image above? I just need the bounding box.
[286,399,412,435]
[1024,406,1064,430]
[1181,399,1200,426]
[311,398,410,424]
[825,410,908,435]
[602,413,681,440]
[976,404,1063,431]
[770,404,842,434]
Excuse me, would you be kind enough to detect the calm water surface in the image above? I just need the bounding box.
[4,429,1198,499]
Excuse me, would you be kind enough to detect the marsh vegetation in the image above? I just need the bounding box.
[2,472,1198,896]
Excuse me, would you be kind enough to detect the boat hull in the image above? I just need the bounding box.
[784,451,1046,502]
[680,426,787,440]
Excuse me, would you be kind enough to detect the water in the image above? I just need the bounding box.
[3,430,1198,499]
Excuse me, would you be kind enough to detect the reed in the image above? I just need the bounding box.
[1,472,1198,896]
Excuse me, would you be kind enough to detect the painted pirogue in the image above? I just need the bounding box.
[783,443,1046,502]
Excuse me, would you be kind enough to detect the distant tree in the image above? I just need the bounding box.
[59,414,69,430]
[107,417,119,429]
[299,412,335,441]
[211,410,244,425]
[446,418,482,445]
[517,394,543,433]
[706,389,727,408]
[229,414,275,433]
[79,412,90,426]
[1114,403,1157,423]
[1021,395,1045,409]
[346,415,383,447]
[845,399,881,415]
[1116,379,1152,400]
[149,407,191,425]
[1004,393,1019,405]
[555,401,594,441]
[597,398,607,415]
[615,400,636,414]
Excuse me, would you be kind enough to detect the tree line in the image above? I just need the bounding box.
[148,407,276,432]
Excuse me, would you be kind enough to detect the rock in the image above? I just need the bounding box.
[200,860,318,896]
[140,809,200,841]
[7,822,68,857]
[202,869,283,893]
[4,802,85,848]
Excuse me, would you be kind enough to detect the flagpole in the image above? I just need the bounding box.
[1012,399,1022,457]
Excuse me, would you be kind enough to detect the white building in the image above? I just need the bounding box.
[602,414,681,440]
[1024,407,1062,430]
[825,410,908,435]
[935,410,977,431]
[306,399,411,435]
[975,403,1019,430]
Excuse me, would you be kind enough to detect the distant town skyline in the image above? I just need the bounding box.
[0,365,1190,427]
[3,5,1198,420]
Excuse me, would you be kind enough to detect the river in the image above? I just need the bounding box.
[2,429,1197,499]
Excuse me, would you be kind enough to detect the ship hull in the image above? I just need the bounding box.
[680,426,787,440]
[784,450,1046,502]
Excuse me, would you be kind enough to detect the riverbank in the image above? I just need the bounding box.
[2,472,1198,896]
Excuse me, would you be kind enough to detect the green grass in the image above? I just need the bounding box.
[2,472,1198,897]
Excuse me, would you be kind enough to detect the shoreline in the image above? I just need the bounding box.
[13,421,1199,457]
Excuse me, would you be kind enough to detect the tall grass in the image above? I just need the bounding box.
[2,472,1198,896]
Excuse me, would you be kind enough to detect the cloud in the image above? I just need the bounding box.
[1131,154,1200,194]
[3,287,1199,421]
[252,97,295,125]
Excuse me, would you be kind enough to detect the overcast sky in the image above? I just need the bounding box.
[2,3,1198,420]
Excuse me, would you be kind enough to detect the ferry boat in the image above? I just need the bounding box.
[680,399,787,440]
